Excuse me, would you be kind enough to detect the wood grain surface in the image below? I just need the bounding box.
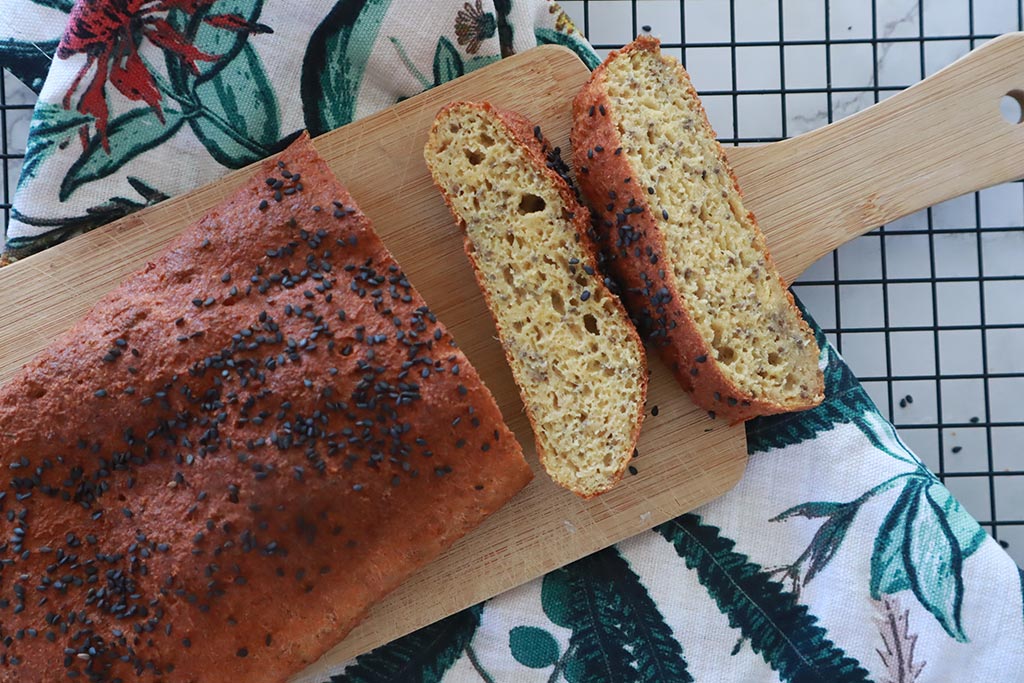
[2,33,1022,677]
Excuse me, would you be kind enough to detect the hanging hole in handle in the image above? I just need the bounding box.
[1000,90,1024,124]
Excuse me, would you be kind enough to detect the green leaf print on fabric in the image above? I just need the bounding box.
[494,0,515,57]
[18,103,93,190]
[509,626,560,668]
[539,546,692,682]
[870,480,972,642]
[190,43,283,167]
[534,28,601,70]
[777,468,983,641]
[186,0,270,82]
[28,0,74,11]
[390,36,500,105]
[59,108,186,202]
[160,1,281,167]
[0,38,60,93]
[333,603,484,683]
[905,485,967,641]
[11,178,169,252]
[433,37,465,85]
[302,0,394,136]
[656,514,870,683]
[1019,567,1024,626]
[871,481,922,598]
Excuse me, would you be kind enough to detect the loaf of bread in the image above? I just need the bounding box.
[0,134,532,682]
[423,102,647,497]
[572,37,823,422]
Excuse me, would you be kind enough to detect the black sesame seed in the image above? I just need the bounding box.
[952,446,963,454]
[970,416,980,423]
[628,465,638,475]
[651,405,659,416]
[599,104,606,116]
[236,648,248,658]
[580,290,591,302]
[94,389,107,398]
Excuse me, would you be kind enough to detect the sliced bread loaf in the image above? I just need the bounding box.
[572,36,823,422]
[424,101,647,497]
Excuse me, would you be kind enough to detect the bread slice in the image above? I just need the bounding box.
[424,102,647,497]
[571,36,823,422]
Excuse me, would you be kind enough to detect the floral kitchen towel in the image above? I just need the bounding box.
[2,1,1023,682]
[0,0,596,258]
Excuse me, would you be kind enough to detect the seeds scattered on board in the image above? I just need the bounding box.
[898,394,914,408]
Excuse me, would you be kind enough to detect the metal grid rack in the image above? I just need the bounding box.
[2,0,1022,563]
[562,0,1024,563]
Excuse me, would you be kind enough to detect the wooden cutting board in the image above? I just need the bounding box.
[2,32,1023,679]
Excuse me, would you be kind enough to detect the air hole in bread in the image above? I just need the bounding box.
[479,132,495,146]
[719,346,736,364]
[584,314,599,335]
[768,351,781,366]
[465,149,484,166]
[517,193,546,214]
[551,291,566,315]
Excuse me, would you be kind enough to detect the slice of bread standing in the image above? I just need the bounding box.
[424,101,647,497]
[572,36,823,422]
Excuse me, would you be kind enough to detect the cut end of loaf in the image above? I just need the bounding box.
[576,38,823,418]
[425,102,647,497]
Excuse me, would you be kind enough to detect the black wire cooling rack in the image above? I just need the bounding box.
[2,0,1022,561]
[563,0,1024,559]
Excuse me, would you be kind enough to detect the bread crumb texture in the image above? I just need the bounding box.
[426,103,645,497]
[601,42,821,410]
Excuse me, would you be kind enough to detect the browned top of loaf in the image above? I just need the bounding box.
[0,135,531,682]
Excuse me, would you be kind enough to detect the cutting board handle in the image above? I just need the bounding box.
[729,32,1024,282]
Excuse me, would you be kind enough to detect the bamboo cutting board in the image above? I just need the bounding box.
[2,33,1024,678]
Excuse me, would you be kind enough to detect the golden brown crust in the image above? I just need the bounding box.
[426,101,647,497]
[571,36,823,423]
[0,134,532,682]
